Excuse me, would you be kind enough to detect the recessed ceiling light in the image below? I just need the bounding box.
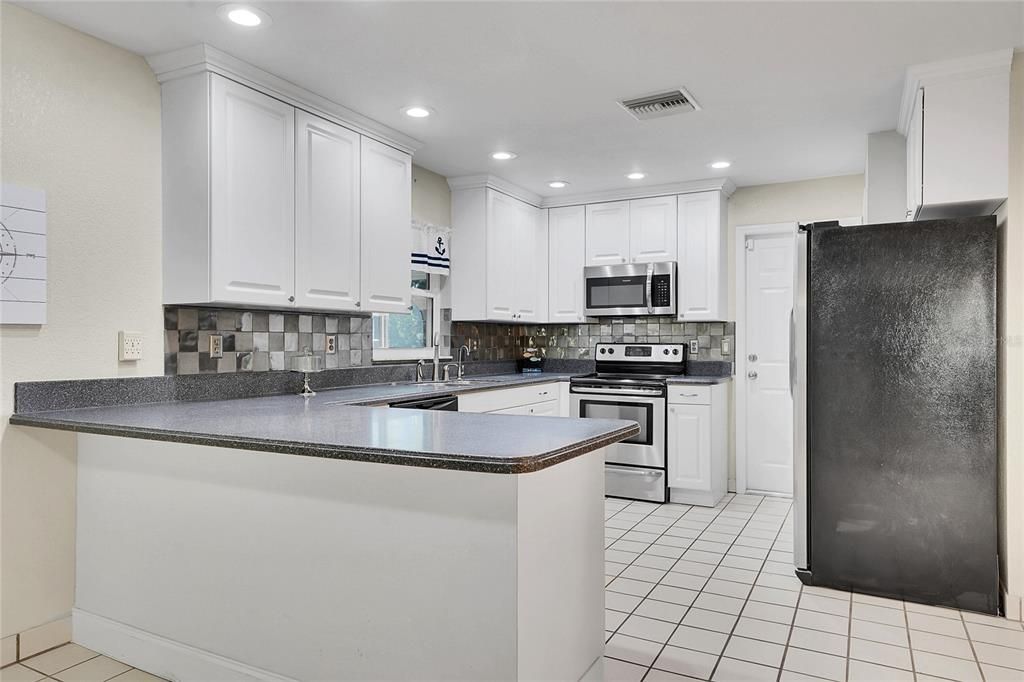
[548,181,569,189]
[626,172,646,180]
[218,4,270,28]
[709,160,731,169]
[491,151,517,161]
[403,106,432,118]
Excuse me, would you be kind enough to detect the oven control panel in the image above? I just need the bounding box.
[595,343,685,362]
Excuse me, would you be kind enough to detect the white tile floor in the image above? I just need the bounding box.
[1,644,162,682]
[603,494,1024,682]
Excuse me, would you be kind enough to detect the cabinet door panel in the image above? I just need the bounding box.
[907,88,923,218]
[360,137,411,314]
[677,192,725,320]
[514,202,547,322]
[294,112,361,310]
[668,403,712,491]
[629,196,677,263]
[585,201,630,266]
[210,76,295,306]
[485,190,518,320]
[548,206,586,323]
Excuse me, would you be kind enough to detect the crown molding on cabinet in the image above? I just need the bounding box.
[146,44,422,155]
[539,177,736,208]
[446,174,545,207]
[897,49,1013,136]
[446,174,736,209]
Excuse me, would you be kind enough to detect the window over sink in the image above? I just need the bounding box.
[371,272,446,361]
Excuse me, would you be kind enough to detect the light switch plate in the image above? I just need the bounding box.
[721,338,731,355]
[118,331,143,362]
[689,339,699,356]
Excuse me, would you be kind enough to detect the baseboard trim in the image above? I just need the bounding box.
[72,610,298,681]
[1003,590,1023,621]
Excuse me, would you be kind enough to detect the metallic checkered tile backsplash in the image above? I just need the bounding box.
[451,317,735,365]
[164,307,372,375]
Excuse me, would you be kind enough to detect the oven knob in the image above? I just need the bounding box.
[672,348,680,355]
[607,348,615,355]
[663,348,670,355]
[599,348,606,355]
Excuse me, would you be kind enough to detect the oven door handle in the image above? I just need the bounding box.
[571,386,664,397]
[646,263,655,314]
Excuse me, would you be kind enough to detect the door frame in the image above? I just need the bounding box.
[734,222,798,495]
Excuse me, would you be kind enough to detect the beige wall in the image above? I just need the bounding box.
[0,3,163,637]
[999,50,1024,608]
[412,164,451,226]
[725,174,865,485]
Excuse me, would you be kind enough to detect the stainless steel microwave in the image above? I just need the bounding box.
[583,262,677,317]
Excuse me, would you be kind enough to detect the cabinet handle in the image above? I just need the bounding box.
[679,393,698,397]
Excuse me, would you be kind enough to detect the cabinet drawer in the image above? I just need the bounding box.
[606,465,667,503]
[458,382,559,413]
[489,399,558,416]
[668,385,712,405]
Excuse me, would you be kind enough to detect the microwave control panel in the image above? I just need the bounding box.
[652,274,672,307]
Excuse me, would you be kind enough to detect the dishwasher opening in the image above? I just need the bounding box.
[387,394,459,411]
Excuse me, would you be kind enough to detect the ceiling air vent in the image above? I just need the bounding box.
[618,88,701,121]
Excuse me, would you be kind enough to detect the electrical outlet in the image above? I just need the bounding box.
[209,334,223,358]
[689,339,699,356]
[118,331,143,362]
[326,335,336,354]
[721,338,732,356]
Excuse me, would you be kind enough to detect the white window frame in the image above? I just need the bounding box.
[371,273,449,362]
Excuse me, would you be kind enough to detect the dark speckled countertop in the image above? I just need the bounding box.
[10,374,640,474]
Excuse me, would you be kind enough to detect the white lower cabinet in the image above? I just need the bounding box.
[457,382,565,416]
[667,382,728,506]
[491,399,559,416]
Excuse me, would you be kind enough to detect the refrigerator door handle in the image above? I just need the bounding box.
[793,230,809,572]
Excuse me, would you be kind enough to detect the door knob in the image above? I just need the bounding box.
[747,370,759,379]
[748,354,758,362]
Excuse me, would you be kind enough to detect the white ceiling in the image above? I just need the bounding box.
[16,1,1024,196]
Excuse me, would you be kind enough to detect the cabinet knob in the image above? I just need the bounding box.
[747,371,759,380]
[355,301,361,308]
[748,354,758,362]
[621,257,627,263]
[288,295,295,303]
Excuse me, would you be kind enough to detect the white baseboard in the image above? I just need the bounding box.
[1003,590,1023,621]
[72,610,298,682]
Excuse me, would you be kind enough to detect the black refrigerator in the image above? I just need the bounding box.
[792,216,999,615]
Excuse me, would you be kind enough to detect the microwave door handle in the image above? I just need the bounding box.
[646,263,654,314]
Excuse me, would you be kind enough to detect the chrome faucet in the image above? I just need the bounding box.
[457,344,470,380]
[432,332,441,382]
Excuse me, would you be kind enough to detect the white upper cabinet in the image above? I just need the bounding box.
[484,190,519,320]
[548,206,586,323]
[360,137,412,315]
[629,196,677,264]
[209,76,296,307]
[677,191,727,321]
[514,201,548,322]
[160,69,413,313]
[901,50,1011,220]
[585,201,630,266]
[294,111,361,311]
[451,187,547,322]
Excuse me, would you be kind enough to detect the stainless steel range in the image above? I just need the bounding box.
[570,342,685,503]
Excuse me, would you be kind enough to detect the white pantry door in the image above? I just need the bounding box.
[742,232,795,494]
